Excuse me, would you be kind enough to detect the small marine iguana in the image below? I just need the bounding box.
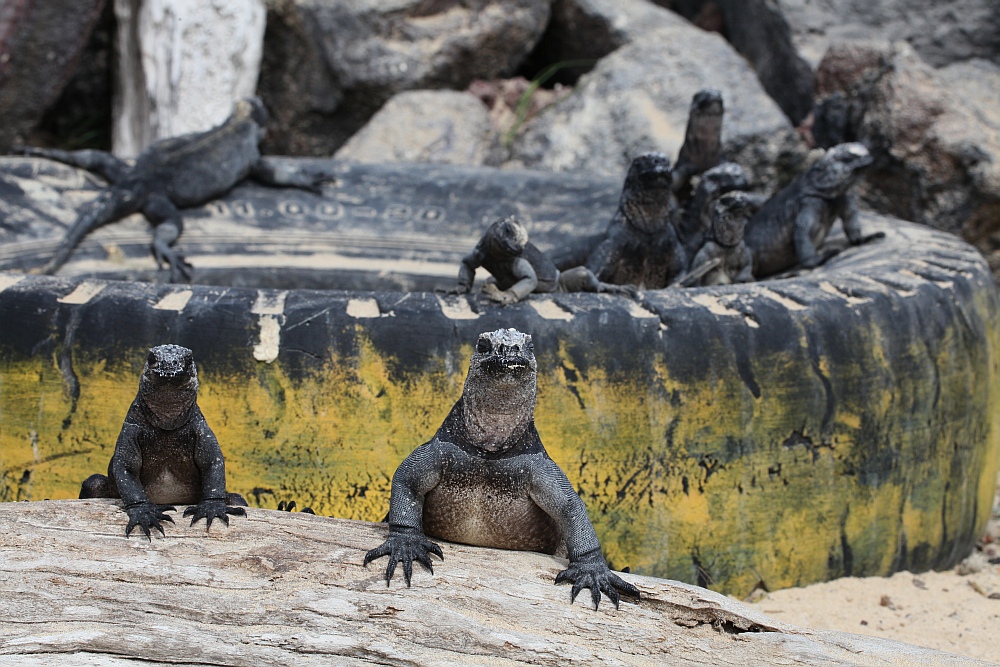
[682,192,756,287]
[16,98,327,281]
[364,328,640,610]
[675,161,751,258]
[583,152,688,289]
[744,142,882,277]
[79,344,247,539]
[672,89,724,201]
[452,216,636,304]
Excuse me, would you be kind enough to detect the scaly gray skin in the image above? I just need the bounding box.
[686,192,756,287]
[364,328,640,610]
[79,344,247,539]
[585,152,687,289]
[744,142,883,278]
[675,161,752,258]
[16,98,327,281]
[453,217,636,304]
[671,89,724,201]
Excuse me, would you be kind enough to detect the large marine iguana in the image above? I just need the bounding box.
[16,98,327,281]
[583,152,688,289]
[744,142,882,277]
[79,344,247,539]
[364,328,640,610]
[452,216,637,304]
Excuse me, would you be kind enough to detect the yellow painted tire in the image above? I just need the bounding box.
[0,158,997,595]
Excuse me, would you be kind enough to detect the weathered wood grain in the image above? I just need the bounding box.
[0,500,988,666]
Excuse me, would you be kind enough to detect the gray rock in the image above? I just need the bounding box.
[812,41,1000,272]
[258,0,551,156]
[776,0,1000,68]
[0,0,106,150]
[334,90,501,166]
[658,0,815,126]
[506,22,803,190]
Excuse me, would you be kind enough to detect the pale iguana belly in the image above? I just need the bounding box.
[422,477,562,554]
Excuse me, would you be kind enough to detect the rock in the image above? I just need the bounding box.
[811,41,1000,267]
[0,0,106,150]
[657,0,815,126]
[775,0,1000,68]
[0,499,994,666]
[258,0,551,156]
[506,23,805,191]
[112,0,267,157]
[334,90,501,166]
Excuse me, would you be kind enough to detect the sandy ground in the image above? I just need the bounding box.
[749,478,1000,664]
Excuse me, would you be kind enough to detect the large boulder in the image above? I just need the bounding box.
[775,0,1000,68]
[657,0,815,126]
[0,0,106,150]
[505,22,805,190]
[811,40,1000,276]
[334,90,501,167]
[257,0,552,156]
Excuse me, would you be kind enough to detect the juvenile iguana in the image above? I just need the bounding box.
[364,328,640,610]
[744,142,882,277]
[452,216,637,304]
[79,344,247,539]
[583,152,688,289]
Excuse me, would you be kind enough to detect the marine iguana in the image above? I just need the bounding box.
[364,328,640,610]
[683,191,756,287]
[671,89,724,201]
[675,161,752,258]
[583,152,688,289]
[744,142,882,277]
[452,216,637,304]
[79,344,247,539]
[16,98,327,281]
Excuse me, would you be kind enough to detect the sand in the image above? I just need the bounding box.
[749,479,1000,664]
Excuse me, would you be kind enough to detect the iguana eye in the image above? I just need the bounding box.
[476,337,492,354]
[526,340,534,353]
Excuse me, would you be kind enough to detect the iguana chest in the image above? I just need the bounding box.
[136,425,202,504]
[421,462,561,554]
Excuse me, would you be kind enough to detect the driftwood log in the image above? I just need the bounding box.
[0,500,987,666]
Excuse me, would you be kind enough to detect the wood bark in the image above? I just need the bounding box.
[112,0,265,157]
[0,500,987,666]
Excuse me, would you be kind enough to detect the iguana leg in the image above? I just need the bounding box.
[80,473,117,499]
[559,266,639,298]
[143,193,192,282]
[14,147,128,183]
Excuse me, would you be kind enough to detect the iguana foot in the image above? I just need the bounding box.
[482,283,519,305]
[123,501,176,540]
[277,500,315,514]
[363,527,443,587]
[183,498,246,529]
[599,282,640,299]
[555,558,641,610]
[153,243,193,283]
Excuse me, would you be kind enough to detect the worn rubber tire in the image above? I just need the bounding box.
[0,157,997,596]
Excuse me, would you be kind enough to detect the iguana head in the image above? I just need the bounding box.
[692,161,749,228]
[807,142,873,197]
[712,191,754,248]
[461,328,537,451]
[482,216,529,259]
[620,152,673,234]
[138,344,199,430]
[689,88,724,120]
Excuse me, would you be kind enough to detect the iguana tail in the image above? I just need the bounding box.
[42,187,146,275]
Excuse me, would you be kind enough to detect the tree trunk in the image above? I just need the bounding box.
[0,499,986,666]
